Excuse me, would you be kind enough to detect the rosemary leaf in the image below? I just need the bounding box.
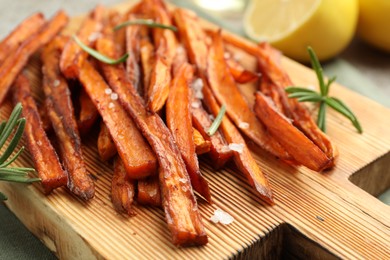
[0,103,22,150]
[308,46,326,96]
[0,147,25,168]
[297,95,323,103]
[287,92,321,99]
[325,76,337,96]
[0,118,25,164]
[325,97,363,133]
[285,87,318,94]
[114,19,177,31]
[317,102,327,132]
[73,35,128,65]
[207,105,226,136]
[0,174,40,183]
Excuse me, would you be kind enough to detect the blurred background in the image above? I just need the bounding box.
[0,0,389,259]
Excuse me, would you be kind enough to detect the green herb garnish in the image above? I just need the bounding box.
[286,47,362,134]
[114,19,177,31]
[0,103,39,201]
[73,35,128,65]
[207,105,226,136]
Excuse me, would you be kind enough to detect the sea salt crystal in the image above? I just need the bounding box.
[191,101,201,109]
[238,122,249,129]
[36,141,42,146]
[228,143,244,154]
[191,78,204,99]
[223,52,231,59]
[105,88,112,95]
[176,45,185,54]
[88,32,101,42]
[210,208,234,225]
[179,178,187,184]
[209,114,215,121]
[53,79,60,87]
[221,145,231,153]
[110,93,118,100]
[233,53,241,62]
[108,102,115,109]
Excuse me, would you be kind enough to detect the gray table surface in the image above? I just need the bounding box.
[0,0,389,259]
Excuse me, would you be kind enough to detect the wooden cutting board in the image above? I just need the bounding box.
[1,1,389,259]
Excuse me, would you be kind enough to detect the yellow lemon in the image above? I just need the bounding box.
[357,0,390,53]
[243,0,359,62]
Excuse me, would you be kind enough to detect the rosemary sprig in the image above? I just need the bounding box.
[73,35,128,65]
[286,47,363,134]
[114,19,177,32]
[207,105,226,136]
[0,103,39,201]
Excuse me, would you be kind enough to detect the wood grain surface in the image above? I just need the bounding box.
[0,1,389,259]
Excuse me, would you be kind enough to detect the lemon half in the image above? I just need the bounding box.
[244,0,359,62]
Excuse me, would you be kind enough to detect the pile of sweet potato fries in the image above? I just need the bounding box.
[0,0,336,246]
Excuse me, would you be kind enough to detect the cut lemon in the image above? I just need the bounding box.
[357,0,390,53]
[244,0,358,62]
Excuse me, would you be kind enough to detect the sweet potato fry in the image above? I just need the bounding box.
[97,121,117,161]
[125,14,142,91]
[38,102,53,133]
[77,88,99,135]
[0,10,68,105]
[13,74,67,194]
[206,30,291,161]
[173,8,208,73]
[41,36,95,200]
[225,54,260,84]
[140,29,154,97]
[144,0,177,112]
[173,8,233,168]
[96,35,207,246]
[137,175,161,207]
[213,32,336,165]
[193,128,210,155]
[60,5,105,79]
[254,92,331,172]
[112,156,136,216]
[78,61,157,179]
[256,43,337,166]
[0,13,45,63]
[202,81,274,205]
[191,91,233,169]
[166,62,211,202]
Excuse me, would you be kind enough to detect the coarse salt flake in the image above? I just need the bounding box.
[110,93,118,100]
[223,52,231,59]
[210,208,234,225]
[36,141,42,146]
[238,122,249,129]
[191,78,204,99]
[228,143,244,154]
[108,102,115,109]
[221,145,231,153]
[88,32,101,42]
[191,101,201,109]
[53,79,60,87]
[105,88,112,95]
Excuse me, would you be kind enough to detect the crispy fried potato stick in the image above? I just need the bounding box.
[97,121,117,161]
[96,35,207,246]
[78,61,157,179]
[174,8,233,168]
[60,5,105,79]
[166,62,211,202]
[41,36,95,200]
[202,81,274,205]
[77,88,99,135]
[0,13,45,63]
[112,156,136,216]
[13,74,67,194]
[193,128,210,155]
[0,10,68,105]
[254,92,331,172]
[38,102,53,133]
[137,175,161,207]
[225,54,260,84]
[206,30,291,161]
